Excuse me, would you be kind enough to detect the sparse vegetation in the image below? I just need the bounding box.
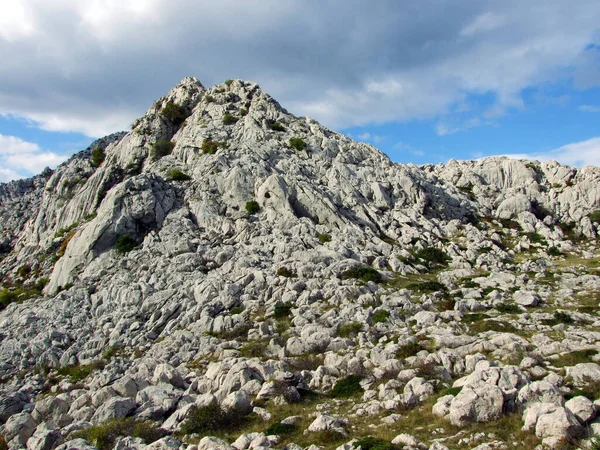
[372,309,390,325]
[222,113,237,125]
[180,403,249,436]
[150,140,175,160]
[91,147,106,167]
[239,108,247,116]
[245,200,260,214]
[57,360,105,382]
[268,121,286,132]
[276,267,297,278]
[273,302,293,319]
[166,168,191,181]
[114,235,137,254]
[353,437,399,450]
[224,79,234,86]
[317,233,331,243]
[340,266,382,283]
[265,422,298,437]
[337,322,363,338]
[289,137,307,151]
[161,101,187,126]
[414,247,451,267]
[72,418,164,450]
[407,280,446,293]
[329,375,364,398]
[201,139,223,155]
[496,303,521,314]
[590,210,600,223]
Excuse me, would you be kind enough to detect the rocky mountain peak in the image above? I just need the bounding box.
[0,78,599,450]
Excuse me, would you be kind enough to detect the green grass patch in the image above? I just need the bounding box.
[337,322,363,338]
[340,266,382,283]
[57,360,106,382]
[372,309,390,325]
[72,418,164,450]
[329,375,363,398]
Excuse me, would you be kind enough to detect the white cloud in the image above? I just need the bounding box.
[489,136,600,167]
[0,1,599,137]
[0,168,24,183]
[0,134,67,180]
[0,134,40,155]
[579,105,600,113]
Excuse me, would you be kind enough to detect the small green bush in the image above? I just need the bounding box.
[73,418,164,450]
[268,122,286,132]
[414,248,450,266]
[239,108,248,116]
[396,341,426,359]
[239,341,267,358]
[115,235,137,254]
[222,113,237,125]
[317,233,331,243]
[548,246,563,256]
[265,422,298,436]
[527,232,547,245]
[495,303,521,314]
[372,309,390,325]
[590,210,600,223]
[180,403,247,436]
[289,137,307,151]
[150,140,175,160]
[337,322,362,337]
[407,281,446,293]
[161,101,187,126]
[542,310,573,326]
[16,265,31,278]
[329,375,364,398]
[245,200,260,214]
[353,437,399,450]
[276,267,297,278]
[442,386,463,396]
[166,168,191,181]
[0,290,17,309]
[274,302,293,319]
[201,139,220,154]
[224,79,234,86]
[91,147,106,167]
[340,266,382,283]
[57,360,105,382]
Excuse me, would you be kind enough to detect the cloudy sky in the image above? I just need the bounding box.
[1,0,600,181]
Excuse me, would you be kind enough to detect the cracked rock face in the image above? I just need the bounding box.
[1,77,600,450]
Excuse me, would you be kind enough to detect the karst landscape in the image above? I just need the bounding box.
[1,77,600,450]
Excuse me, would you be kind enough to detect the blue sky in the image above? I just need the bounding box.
[1,1,600,181]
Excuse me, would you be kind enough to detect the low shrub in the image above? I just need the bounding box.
[16,265,31,278]
[542,310,573,326]
[239,341,267,358]
[180,403,247,436]
[239,108,248,116]
[317,233,331,243]
[201,139,221,155]
[340,266,382,283]
[245,200,260,214]
[329,375,363,398]
[268,122,286,132]
[495,303,522,314]
[166,168,191,181]
[161,101,187,126]
[353,437,398,450]
[442,386,463,396]
[115,235,137,254]
[407,281,446,293]
[57,360,105,382]
[548,246,563,256]
[273,302,293,319]
[590,210,600,224]
[150,140,175,160]
[396,341,426,359]
[414,248,450,266]
[222,113,237,125]
[265,422,298,436]
[91,147,106,167]
[337,322,362,338]
[289,137,307,151]
[527,232,547,245]
[73,418,164,450]
[276,267,296,278]
[372,309,390,325]
[224,79,234,86]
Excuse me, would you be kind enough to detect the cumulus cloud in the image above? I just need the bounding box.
[0,134,68,181]
[0,1,599,137]
[489,136,600,167]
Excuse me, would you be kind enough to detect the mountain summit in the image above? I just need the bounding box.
[0,78,600,449]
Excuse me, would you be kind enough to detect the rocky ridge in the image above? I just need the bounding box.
[0,77,600,449]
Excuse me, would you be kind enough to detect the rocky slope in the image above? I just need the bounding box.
[0,77,600,450]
